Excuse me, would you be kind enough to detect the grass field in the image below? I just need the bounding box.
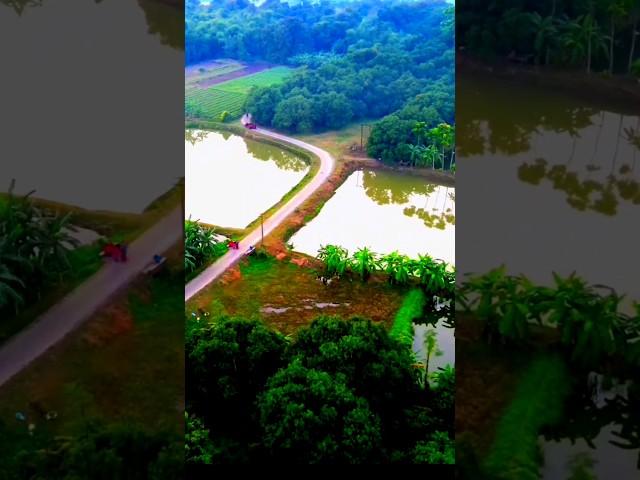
[0,246,183,446]
[185,66,292,122]
[187,255,406,335]
[185,60,246,90]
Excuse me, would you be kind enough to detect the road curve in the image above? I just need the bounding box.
[0,207,183,388]
[185,127,335,301]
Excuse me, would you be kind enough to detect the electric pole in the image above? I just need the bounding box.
[261,214,264,247]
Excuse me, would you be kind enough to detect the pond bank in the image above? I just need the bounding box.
[458,54,640,111]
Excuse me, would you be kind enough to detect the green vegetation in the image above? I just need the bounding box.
[459,267,640,368]
[184,219,227,277]
[185,67,292,121]
[186,0,454,166]
[458,0,640,76]
[317,245,455,293]
[1,422,181,480]
[390,289,427,348]
[483,355,571,480]
[0,182,105,341]
[0,259,184,479]
[185,314,454,464]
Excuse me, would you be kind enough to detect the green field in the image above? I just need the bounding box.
[184,66,292,121]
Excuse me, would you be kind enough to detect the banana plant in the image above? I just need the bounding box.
[350,247,378,281]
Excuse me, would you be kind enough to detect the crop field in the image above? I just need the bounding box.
[185,59,246,90]
[184,66,292,122]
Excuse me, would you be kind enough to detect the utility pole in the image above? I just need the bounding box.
[261,214,264,247]
[360,124,364,151]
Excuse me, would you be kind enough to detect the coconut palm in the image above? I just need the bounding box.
[527,12,559,65]
[350,247,378,281]
[563,14,608,74]
[606,0,627,74]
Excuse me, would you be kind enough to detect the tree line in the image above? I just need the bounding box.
[187,0,455,167]
[458,0,640,76]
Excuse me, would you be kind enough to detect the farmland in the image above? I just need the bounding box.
[184,65,292,122]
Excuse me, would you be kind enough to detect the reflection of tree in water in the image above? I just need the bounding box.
[458,78,597,158]
[542,379,640,470]
[244,139,307,172]
[185,129,209,146]
[137,0,184,50]
[361,170,437,205]
[1,0,43,15]
[519,114,640,217]
[361,170,455,229]
[1,0,184,50]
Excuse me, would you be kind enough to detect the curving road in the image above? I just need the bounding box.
[0,207,183,388]
[185,127,335,301]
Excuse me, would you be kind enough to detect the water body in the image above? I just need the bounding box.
[458,72,640,479]
[458,73,640,305]
[290,169,456,263]
[185,130,308,228]
[0,0,183,213]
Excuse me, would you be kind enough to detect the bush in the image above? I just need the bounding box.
[390,289,426,348]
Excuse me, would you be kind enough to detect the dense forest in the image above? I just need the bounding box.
[186,315,454,464]
[458,0,640,76]
[186,0,455,167]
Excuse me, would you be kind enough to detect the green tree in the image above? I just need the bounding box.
[258,360,383,464]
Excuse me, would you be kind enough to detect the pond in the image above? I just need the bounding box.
[458,72,640,306]
[458,71,640,479]
[185,129,309,228]
[0,0,184,213]
[289,169,456,263]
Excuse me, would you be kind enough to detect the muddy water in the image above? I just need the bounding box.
[0,0,183,213]
[458,72,640,479]
[290,169,456,263]
[185,130,308,228]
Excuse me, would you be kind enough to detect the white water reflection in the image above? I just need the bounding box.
[185,130,308,228]
[290,170,455,263]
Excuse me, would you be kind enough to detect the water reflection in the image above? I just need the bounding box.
[457,73,640,304]
[185,130,309,228]
[541,377,640,477]
[290,170,455,262]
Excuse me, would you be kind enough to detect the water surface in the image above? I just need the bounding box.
[0,0,183,213]
[185,130,308,228]
[290,169,456,263]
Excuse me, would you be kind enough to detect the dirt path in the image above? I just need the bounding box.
[184,127,336,301]
[0,207,183,387]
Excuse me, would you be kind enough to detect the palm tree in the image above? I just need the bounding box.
[528,12,559,65]
[629,0,640,73]
[350,247,378,282]
[564,14,608,74]
[606,0,627,74]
